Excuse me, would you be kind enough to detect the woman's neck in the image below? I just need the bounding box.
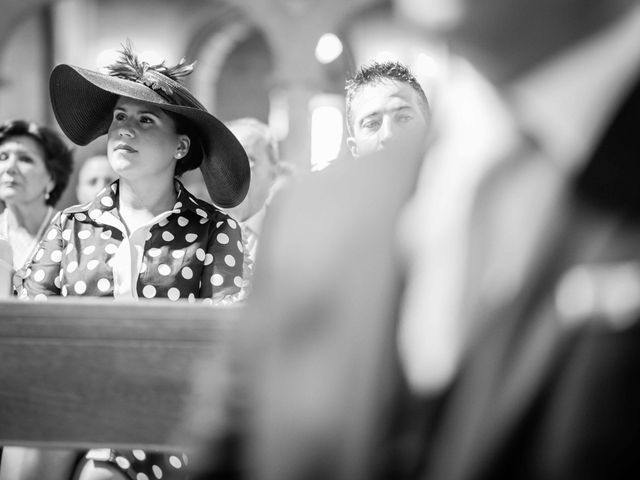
[117,176,177,232]
[5,201,52,235]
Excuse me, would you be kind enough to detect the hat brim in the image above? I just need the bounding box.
[50,64,250,208]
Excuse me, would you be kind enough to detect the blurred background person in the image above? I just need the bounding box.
[225,118,291,280]
[0,119,73,271]
[75,153,117,204]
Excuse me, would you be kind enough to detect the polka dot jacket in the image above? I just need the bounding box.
[17,179,244,303]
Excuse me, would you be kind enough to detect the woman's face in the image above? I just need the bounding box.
[107,97,189,182]
[0,135,53,206]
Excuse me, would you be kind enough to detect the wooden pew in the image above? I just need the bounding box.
[0,298,239,451]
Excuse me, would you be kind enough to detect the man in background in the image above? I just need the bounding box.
[345,60,431,158]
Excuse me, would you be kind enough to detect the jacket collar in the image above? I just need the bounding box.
[63,179,215,221]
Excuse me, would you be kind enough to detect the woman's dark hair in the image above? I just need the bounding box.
[0,119,74,206]
[165,111,205,177]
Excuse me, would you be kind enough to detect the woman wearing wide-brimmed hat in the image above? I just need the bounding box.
[12,42,250,480]
[19,41,250,302]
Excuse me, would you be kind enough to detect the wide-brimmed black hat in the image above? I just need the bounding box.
[49,43,249,208]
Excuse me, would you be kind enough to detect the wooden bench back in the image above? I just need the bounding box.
[0,298,238,450]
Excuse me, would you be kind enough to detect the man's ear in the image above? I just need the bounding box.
[346,137,359,158]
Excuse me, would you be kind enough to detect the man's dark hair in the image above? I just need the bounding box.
[345,61,430,134]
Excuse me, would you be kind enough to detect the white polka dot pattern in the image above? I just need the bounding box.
[181,267,193,279]
[152,465,163,478]
[169,455,182,468]
[74,281,87,294]
[97,278,111,292]
[158,264,171,276]
[17,180,244,304]
[217,233,229,244]
[142,285,156,298]
[132,450,146,461]
[115,456,130,470]
[105,243,118,254]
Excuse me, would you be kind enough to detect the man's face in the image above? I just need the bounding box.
[347,80,429,158]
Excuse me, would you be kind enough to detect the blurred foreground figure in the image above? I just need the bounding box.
[395,0,640,479]
[188,61,431,480]
[190,1,640,478]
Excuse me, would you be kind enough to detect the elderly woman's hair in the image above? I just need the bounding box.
[0,120,74,206]
[344,61,430,134]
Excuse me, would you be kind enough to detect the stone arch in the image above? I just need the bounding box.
[184,5,274,122]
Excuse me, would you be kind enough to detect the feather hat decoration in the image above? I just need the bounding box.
[48,41,250,208]
[106,41,206,109]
